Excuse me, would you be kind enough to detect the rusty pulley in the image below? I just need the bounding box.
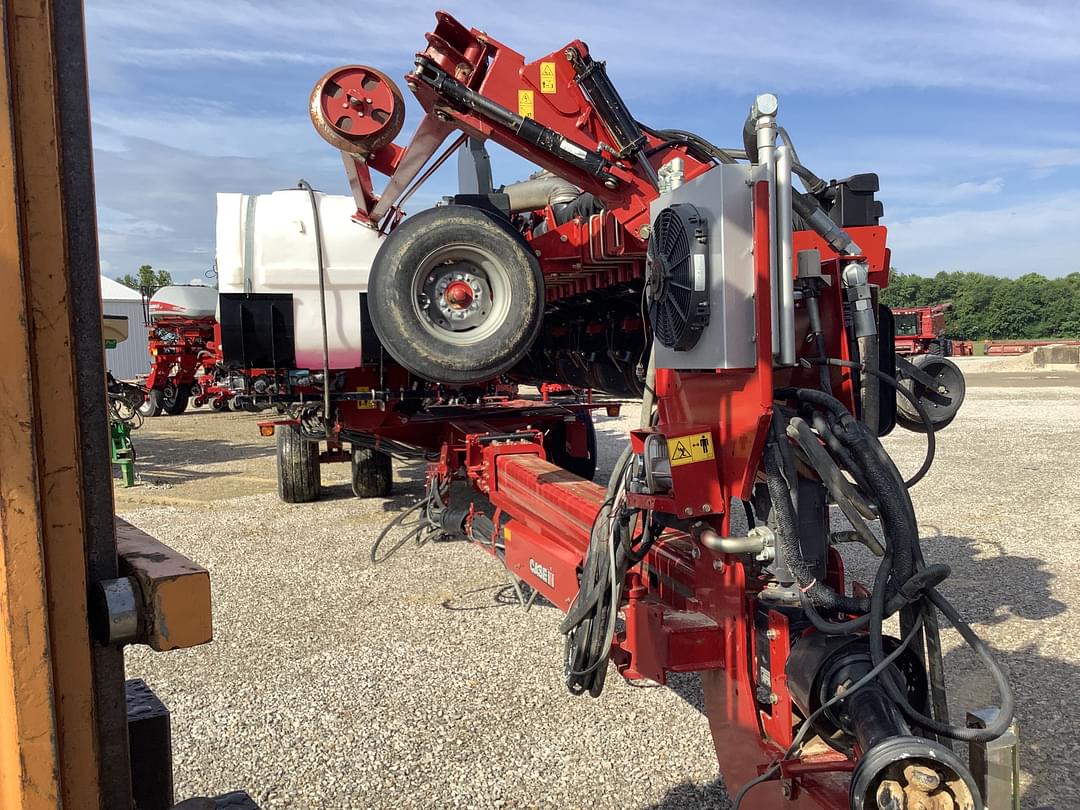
[309,64,405,154]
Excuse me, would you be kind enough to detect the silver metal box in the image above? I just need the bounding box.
[649,163,756,370]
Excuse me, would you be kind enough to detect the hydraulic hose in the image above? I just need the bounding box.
[778,388,1013,743]
[298,179,332,430]
[765,412,869,614]
[803,357,937,487]
[787,417,882,556]
[858,335,880,435]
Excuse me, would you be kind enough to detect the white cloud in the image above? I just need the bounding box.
[887,177,1005,208]
[889,195,1080,276]
[82,0,1080,280]
[85,1,1080,98]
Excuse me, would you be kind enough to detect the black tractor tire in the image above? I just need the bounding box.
[276,426,321,503]
[210,398,228,412]
[138,388,164,418]
[896,354,966,433]
[161,383,191,416]
[927,339,944,356]
[367,205,544,385]
[350,446,393,498]
[545,414,598,481]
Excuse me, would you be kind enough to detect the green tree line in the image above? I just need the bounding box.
[116,264,172,294]
[881,270,1080,340]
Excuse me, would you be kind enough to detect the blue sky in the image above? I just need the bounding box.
[86,0,1080,283]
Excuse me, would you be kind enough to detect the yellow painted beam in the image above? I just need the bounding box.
[116,520,213,652]
[0,2,63,802]
[0,0,105,806]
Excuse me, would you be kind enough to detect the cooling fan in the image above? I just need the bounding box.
[646,203,710,350]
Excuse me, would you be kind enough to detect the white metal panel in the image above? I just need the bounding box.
[100,275,142,301]
[102,301,149,380]
[649,163,757,371]
[216,190,382,369]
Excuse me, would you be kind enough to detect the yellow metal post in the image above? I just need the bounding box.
[0,0,130,807]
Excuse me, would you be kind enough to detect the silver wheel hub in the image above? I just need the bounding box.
[427,265,490,330]
[411,244,512,347]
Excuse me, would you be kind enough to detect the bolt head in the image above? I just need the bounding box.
[755,93,779,116]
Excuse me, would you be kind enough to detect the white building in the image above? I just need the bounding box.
[100,276,149,380]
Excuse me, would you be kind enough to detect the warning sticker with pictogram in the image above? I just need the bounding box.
[540,62,557,93]
[666,432,716,467]
[518,89,535,118]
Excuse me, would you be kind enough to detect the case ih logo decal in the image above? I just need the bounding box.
[529,558,555,588]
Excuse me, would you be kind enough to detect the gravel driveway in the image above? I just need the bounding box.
[120,375,1080,810]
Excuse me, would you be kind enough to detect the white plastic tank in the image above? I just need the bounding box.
[148,285,219,320]
[216,189,383,370]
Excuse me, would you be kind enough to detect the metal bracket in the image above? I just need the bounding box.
[967,708,1020,810]
[93,519,213,651]
[895,353,942,390]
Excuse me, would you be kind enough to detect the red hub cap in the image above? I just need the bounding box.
[309,65,405,153]
[444,280,475,310]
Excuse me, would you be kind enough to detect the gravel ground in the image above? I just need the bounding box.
[120,375,1080,810]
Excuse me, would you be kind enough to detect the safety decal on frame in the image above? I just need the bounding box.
[540,62,557,94]
[667,432,716,467]
[518,89,535,118]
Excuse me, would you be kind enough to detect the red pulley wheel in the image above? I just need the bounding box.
[309,64,405,154]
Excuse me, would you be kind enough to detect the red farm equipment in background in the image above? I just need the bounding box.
[892,303,971,356]
[218,11,1014,808]
[138,284,269,416]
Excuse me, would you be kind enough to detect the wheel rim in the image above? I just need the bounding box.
[309,65,405,153]
[411,243,513,347]
[138,392,158,415]
[162,384,178,410]
[914,360,962,415]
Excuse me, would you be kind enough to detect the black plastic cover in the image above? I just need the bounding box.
[822,173,884,228]
[219,293,296,370]
[877,304,897,437]
[127,678,172,810]
[448,192,512,218]
[359,293,382,366]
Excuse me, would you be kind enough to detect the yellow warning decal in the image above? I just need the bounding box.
[667,432,715,467]
[518,89,535,118]
[356,386,376,410]
[540,62,557,94]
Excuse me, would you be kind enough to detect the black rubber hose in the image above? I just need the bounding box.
[789,417,877,522]
[765,414,869,614]
[783,387,918,584]
[742,116,758,164]
[800,562,950,635]
[560,446,633,633]
[804,357,937,487]
[779,386,1014,742]
[298,179,332,430]
[810,412,870,494]
[868,574,1014,743]
[804,294,832,393]
[774,388,918,619]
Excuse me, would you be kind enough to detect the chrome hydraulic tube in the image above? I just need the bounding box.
[751,93,780,357]
[775,144,796,366]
